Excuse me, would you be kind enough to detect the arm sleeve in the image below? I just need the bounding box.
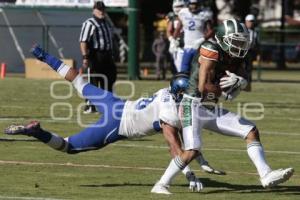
[200,45,219,61]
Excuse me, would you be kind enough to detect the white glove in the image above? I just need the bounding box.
[192,38,205,49]
[220,70,248,90]
[221,87,241,101]
[186,171,204,192]
[201,162,226,175]
[168,37,179,54]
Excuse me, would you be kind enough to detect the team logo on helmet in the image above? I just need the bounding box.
[215,19,251,58]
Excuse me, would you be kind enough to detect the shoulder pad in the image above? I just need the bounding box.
[200,41,220,61]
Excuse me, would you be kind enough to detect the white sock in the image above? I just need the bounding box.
[57,63,71,78]
[247,141,272,178]
[47,133,68,152]
[72,75,88,95]
[159,156,186,186]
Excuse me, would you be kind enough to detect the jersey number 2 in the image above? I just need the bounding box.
[188,21,196,31]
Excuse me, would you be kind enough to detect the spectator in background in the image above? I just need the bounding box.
[244,14,259,92]
[152,32,168,80]
[285,0,300,26]
[215,0,236,22]
[79,0,117,114]
[153,13,168,33]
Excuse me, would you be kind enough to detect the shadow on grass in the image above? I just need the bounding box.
[0,138,37,142]
[201,178,300,195]
[80,178,300,195]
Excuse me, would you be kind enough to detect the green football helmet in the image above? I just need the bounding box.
[215,19,250,58]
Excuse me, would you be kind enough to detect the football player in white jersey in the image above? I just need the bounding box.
[174,0,214,73]
[167,0,185,72]
[4,44,223,192]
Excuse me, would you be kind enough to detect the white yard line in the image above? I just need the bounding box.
[0,196,64,200]
[0,160,298,178]
[0,117,300,136]
[112,143,300,155]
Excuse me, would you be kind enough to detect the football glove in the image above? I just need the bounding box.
[186,171,204,192]
[221,87,241,101]
[168,37,180,54]
[220,70,248,90]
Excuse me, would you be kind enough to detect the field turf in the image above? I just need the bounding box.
[0,76,299,200]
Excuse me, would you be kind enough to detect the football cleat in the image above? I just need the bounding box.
[201,163,226,175]
[83,105,97,114]
[4,121,41,136]
[260,168,294,188]
[30,44,47,61]
[151,182,172,195]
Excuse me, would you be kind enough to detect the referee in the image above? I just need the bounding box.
[79,0,117,113]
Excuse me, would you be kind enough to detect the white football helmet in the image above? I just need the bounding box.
[173,0,185,15]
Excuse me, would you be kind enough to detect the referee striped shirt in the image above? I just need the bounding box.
[79,17,113,51]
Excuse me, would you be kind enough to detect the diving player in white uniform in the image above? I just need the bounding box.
[174,0,214,73]
[4,44,223,192]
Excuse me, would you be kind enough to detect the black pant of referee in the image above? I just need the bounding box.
[84,50,117,113]
[90,50,116,91]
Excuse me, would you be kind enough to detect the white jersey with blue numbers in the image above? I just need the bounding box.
[178,8,213,49]
[118,88,180,138]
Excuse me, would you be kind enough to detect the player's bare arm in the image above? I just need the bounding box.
[80,42,89,69]
[166,19,175,39]
[198,57,221,98]
[204,20,214,40]
[173,18,183,39]
[161,121,183,157]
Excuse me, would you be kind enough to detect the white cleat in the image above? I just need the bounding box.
[260,167,294,188]
[151,182,172,195]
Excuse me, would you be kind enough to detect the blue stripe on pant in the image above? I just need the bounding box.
[180,48,197,72]
[67,84,127,154]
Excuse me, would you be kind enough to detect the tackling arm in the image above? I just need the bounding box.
[161,121,183,157]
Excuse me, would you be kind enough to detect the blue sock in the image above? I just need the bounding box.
[43,53,63,71]
[32,45,62,71]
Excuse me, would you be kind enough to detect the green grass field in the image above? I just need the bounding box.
[0,76,299,200]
